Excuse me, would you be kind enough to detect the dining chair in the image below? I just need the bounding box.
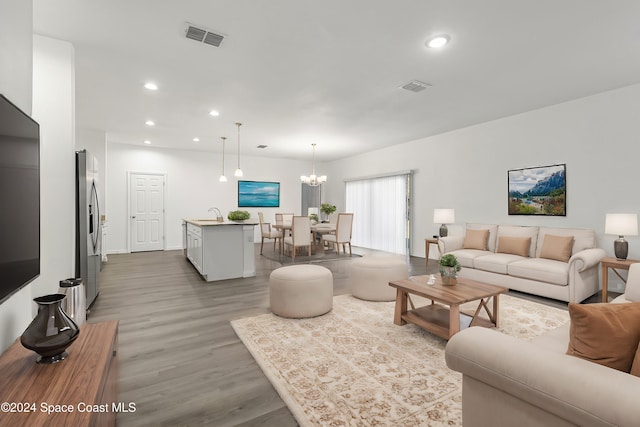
[258,212,283,254]
[283,216,312,261]
[322,213,354,255]
[281,213,294,225]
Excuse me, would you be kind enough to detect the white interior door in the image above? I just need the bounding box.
[129,173,165,252]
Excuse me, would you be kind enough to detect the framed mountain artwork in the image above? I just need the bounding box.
[508,164,566,216]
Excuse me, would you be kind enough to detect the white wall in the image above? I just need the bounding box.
[31,36,76,299]
[106,143,313,252]
[0,0,34,352]
[324,83,640,291]
[0,27,76,350]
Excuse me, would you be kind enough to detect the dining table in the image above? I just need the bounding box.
[271,222,337,254]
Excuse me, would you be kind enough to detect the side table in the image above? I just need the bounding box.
[425,237,439,270]
[601,257,640,302]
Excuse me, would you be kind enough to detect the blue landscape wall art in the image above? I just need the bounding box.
[508,164,566,216]
[238,180,280,207]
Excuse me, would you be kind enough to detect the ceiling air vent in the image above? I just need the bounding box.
[400,80,431,93]
[184,22,225,47]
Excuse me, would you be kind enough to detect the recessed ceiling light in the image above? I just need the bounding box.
[145,120,155,126]
[193,137,200,142]
[144,82,158,90]
[143,140,151,145]
[426,34,450,48]
[209,110,220,117]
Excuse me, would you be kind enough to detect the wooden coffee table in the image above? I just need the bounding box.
[388,275,508,339]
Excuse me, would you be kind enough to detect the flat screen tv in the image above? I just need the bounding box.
[0,94,40,304]
[238,180,280,208]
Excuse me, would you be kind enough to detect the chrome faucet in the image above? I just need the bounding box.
[208,207,223,222]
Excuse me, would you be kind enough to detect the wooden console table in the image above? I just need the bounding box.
[0,320,118,427]
[601,257,640,302]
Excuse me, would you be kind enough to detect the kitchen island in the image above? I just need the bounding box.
[184,219,258,281]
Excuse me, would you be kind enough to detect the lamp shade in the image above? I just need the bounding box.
[434,208,455,224]
[605,213,638,236]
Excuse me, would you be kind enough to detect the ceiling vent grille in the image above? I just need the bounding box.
[400,80,431,93]
[184,23,224,47]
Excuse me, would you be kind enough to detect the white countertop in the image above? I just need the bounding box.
[184,219,259,226]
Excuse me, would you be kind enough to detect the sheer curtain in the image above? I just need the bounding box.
[345,173,410,254]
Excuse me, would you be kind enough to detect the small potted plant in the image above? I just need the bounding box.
[309,213,319,225]
[320,203,336,222]
[439,254,461,285]
[227,210,251,222]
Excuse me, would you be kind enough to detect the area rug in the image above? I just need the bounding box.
[260,248,362,265]
[231,294,569,426]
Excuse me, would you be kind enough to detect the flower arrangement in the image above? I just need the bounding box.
[320,203,336,220]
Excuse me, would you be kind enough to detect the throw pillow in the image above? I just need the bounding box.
[540,234,574,262]
[566,302,640,372]
[463,228,489,251]
[497,236,531,257]
[631,343,640,377]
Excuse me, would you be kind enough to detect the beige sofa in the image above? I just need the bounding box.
[445,265,640,426]
[437,224,606,303]
[445,325,640,426]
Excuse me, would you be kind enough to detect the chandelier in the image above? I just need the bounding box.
[300,143,327,186]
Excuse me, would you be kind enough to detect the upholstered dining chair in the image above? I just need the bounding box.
[283,216,312,261]
[258,212,283,255]
[322,213,354,255]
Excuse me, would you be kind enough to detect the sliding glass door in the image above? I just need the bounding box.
[345,172,411,254]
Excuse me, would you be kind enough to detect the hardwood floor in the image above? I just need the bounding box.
[89,247,606,426]
[89,246,423,426]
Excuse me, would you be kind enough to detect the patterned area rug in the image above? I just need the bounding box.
[231,293,569,426]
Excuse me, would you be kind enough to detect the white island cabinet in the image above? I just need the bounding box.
[184,219,257,281]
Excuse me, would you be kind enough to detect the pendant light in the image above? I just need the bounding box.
[234,122,243,177]
[219,137,227,182]
[300,143,327,186]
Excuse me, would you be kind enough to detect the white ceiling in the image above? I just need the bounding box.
[32,0,640,162]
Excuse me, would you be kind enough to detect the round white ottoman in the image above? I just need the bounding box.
[350,255,409,301]
[269,265,333,318]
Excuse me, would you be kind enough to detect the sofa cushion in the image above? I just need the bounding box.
[508,258,569,285]
[474,253,527,275]
[497,225,539,257]
[537,227,596,257]
[566,302,640,373]
[463,228,490,250]
[448,249,492,268]
[497,236,531,257]
[540,234,574,262]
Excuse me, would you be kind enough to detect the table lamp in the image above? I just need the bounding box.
[605,213,638,260]
[434,208,455,237]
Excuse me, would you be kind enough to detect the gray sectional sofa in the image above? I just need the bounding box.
[437,224,606,303]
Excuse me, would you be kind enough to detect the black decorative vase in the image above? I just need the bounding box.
[20,294,80,364]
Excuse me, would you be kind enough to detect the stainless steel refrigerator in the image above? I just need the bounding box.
[75,150,101,309]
